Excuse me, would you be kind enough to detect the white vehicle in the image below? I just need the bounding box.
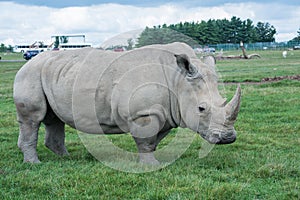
[13,45,31,53]
[14,35,92,52]
[13,41,48,53]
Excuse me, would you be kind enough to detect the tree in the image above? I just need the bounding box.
[293,28,300,41]
[127,38,134,50]
[255,22,276,42]
[0,43,6,52]
[136,17,277,47]
[54,36,60,48]
[60,36,69,44]
[216,19,231,43]
[0,43,12,52]
[226,16,243,43]
[288,28,300,44]
[7,45,13,52]
[136,26,198,47]
[205,19,220,44]
[244,19,256,43]
[53,36,69,48]
[296,28,300,41]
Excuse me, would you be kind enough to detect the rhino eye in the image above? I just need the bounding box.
[198,106,206,112]
[198,102,208,113]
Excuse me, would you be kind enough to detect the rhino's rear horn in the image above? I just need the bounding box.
[225,84,241,122]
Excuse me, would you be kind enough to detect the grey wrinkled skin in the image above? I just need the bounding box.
[13,42,241,164]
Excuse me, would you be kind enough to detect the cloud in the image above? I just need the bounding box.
[9,0,300,8]
[0,1,299,47]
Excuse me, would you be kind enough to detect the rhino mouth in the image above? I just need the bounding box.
[196,85,240,145]
[199,129,236,144]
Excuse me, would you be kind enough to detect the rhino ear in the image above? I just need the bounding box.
[175,54,197,77]
[202,55,216,67]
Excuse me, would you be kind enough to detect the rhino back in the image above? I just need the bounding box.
[141,42,197,59]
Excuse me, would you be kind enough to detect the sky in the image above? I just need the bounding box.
[1,0,300,47]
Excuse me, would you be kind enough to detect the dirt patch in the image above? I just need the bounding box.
[261,75,300,82]
[224,75,300,85]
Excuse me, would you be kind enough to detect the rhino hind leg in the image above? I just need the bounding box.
[15,95,47,163]
[43,106,69,156]
[17,118,41,163]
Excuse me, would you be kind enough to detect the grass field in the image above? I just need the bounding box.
[0,50,299,199]
[216,50,300,82]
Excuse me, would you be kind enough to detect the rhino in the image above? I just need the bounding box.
[14,42,241,164]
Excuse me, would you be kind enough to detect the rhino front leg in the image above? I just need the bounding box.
[43,109,69,156]
[133,136,159,165]
[130,115,164,165]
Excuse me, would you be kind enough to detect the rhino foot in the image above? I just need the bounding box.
[24,157,41,164]
[45,143,69,156]
[22,150,41,163]
[139,153,160,165]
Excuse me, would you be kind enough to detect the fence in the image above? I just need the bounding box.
[207,41,300,51]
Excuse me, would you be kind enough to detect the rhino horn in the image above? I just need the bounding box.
[225,84,241,122]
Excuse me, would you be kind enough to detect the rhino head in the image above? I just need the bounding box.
[174,54,241,144]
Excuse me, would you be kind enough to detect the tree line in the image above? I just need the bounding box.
[136,16,277,47]
[0,44,13,52]
[288,28,300,44]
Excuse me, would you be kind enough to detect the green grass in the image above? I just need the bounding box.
[0,52,299,199]
[0,52,23,60]
[215,50,300,82]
